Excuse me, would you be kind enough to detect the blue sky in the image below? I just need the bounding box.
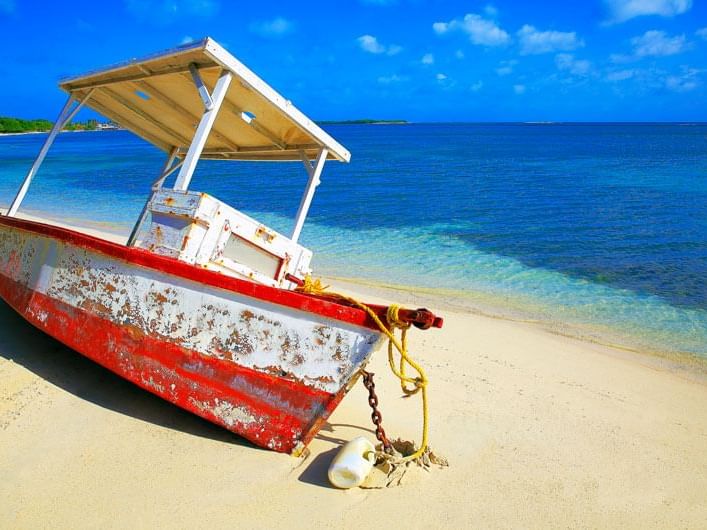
[1,0,706,121]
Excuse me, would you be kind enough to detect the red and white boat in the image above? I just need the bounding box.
[0,38,442,455]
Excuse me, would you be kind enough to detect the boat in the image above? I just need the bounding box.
[0,38,442,455]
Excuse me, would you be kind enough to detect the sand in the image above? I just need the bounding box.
[1,217,706,528]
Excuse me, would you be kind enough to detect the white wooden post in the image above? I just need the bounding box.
[291,148,327,244]
[173,70,233,191]
[126,147,179,247]
[188,63,214,110]
[7,92,93,217]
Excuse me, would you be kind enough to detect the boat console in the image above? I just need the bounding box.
[140,189,312,290]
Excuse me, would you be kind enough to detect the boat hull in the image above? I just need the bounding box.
[0,217,384,454]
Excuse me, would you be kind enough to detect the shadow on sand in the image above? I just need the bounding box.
[300,422,377,488]
[0,299,255,448]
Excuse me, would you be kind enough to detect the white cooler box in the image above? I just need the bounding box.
[140,189,312,290]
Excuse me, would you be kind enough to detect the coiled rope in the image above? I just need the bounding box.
[299,275,429,462]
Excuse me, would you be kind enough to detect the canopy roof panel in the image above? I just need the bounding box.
[59,38,350,162]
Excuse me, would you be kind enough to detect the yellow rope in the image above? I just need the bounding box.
[299,275,429,462]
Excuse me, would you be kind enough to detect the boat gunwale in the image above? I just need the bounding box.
[0,215,384,332]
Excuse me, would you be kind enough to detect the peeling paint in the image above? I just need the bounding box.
[189,397,259,428]
[36,244,381,394]
[0,220,386,453]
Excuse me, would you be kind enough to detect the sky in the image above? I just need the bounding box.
[0,0,706,121]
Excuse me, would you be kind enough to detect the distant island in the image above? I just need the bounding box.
[0,115,404,134]
[317,119,409,125]
[0,116,119,134]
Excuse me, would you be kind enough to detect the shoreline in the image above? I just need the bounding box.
[323,274,707,379]
[325,274,707,384]
[0,129,120,136]
[1,212,706,527]
[3,207,705,377]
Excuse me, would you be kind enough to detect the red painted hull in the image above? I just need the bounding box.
[0,216,387,454]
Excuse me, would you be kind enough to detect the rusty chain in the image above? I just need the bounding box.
[360,369,393,454]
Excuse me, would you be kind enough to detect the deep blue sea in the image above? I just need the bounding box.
[1,124,706,357]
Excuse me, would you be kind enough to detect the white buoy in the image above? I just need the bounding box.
[327,436,377,489]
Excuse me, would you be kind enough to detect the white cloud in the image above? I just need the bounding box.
[470,80,484,91]
[421,53,435,65]
[433,13,511,47]
[483,4,498,17]
[604,0,692,23]
[665,75,696,91]
[606,69,636,81]
[357,35,402,55]
[631,30,686,57]
[358,35,385,53]
[180,35,195,45]
[455,49,465,59]
[436,73,448,80]
[601,65,701,91]
[609,53,634,64]
[610,30,688,62]
[555,53,592,75]
[513,84,526,94]
[665,67,701,91]
[597,65,705,92]
[378,74,408,84]
[517,25,584,55]
[495,59,517,76]
[0,0,15,14]
[250,17,294,38]
[125,0,218,22]
[696,27,707,40]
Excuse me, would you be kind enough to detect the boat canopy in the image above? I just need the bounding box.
[59,37,350,162]
[6,38,344,228]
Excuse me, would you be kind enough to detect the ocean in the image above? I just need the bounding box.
[1,124,705,357]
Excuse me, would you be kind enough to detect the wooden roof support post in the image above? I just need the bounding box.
[173,69,233,191]
[291,147,327,244]
[6,90,94,217]
[188,63,214,110]
[127,146,179,247]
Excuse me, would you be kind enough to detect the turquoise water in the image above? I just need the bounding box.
[0,125,705,356]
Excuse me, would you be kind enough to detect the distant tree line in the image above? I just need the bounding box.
[0,117,99,133]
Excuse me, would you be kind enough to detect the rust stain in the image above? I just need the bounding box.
[0,225,384,399]
[255,226,275,243]
[291,353,305,366]
[151,291,169,304]
[80,298,111,315]
[332,346,344,361]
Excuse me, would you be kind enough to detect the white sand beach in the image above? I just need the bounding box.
[1,217,706,528]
